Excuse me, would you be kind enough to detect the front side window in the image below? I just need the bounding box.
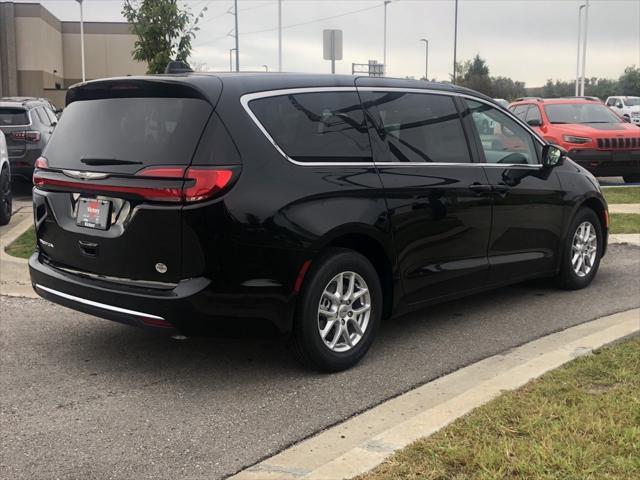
[624,98,640,106]
[544,103,622,124]
[510,105,529,120]
[466,100,539,165]
[525,105,542,124]
[249,92,371,163]
[360,91,471,163]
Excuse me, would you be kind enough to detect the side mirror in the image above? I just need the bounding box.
[542,144,565,168]
[527,118,542,127]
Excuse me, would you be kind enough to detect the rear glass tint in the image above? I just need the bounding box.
[0,108,29,126]
[249,92,372,163]
[44,97,212,168]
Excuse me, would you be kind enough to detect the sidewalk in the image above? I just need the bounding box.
[0,202,36,298]
[609,203,640,214]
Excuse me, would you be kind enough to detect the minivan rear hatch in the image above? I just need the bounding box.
[33,78,221,285]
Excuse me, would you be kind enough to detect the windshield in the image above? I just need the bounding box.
[624,98,640,106]
[544,103,622,124]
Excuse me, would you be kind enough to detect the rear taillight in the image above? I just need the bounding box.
[33,159,235,204]
[11,131,41,143]
[183,168,233,202]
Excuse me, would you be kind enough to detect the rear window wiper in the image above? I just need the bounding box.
[80,157,142,166]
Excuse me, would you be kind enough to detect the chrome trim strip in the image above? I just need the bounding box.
[35,284,165,320]
[62,170,110,180]
[240,86,545,168]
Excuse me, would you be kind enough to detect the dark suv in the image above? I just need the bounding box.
[0,97,58,180]
[29,74,608,371]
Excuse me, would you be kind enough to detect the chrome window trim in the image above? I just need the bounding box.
[240,86,544,169]
[35,284,165,320]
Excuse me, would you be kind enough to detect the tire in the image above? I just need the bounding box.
[0,166,12,226]
[623,175,640,184]
[290,248,382,372]
[556,208,603,290]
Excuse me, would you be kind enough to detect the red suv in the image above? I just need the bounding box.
[508,97,640,183]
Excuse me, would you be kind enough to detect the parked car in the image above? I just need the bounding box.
[0,130,11,225]
[0,98,58,180]
[509,97,640,183]
[29,74,609,371]
[605,96,640,125]
[493,98,509,108]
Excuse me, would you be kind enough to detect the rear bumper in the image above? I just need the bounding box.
[568,149,640,177]
[29,253,293,336]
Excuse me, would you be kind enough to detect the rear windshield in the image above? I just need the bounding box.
[44,97,212,168]
[0,108,29,126]
[544,103,621,124]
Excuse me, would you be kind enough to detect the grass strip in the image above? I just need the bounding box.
[603,186,640,204]
[4,225,35,259]
[360,338,640,480]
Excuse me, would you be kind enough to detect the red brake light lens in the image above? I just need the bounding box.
[11,131,41,142]
[183,168,233,203]
[33,156,49,186]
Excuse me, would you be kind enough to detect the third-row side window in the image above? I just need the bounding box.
[249,92,372,163]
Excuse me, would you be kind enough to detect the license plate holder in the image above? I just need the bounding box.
[76,198,111,230]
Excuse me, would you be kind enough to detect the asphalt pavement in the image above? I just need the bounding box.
[1,244,639,480]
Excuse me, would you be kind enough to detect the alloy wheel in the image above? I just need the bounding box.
[571,221,597,277]
[317,271,371,353]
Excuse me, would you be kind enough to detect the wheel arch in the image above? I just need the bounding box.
[574,194,608,257]
[311,226,398,321]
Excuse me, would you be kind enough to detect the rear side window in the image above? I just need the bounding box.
[249,92,372,162]
[360,91,471,163]
[0,108,29,126]
[44,97,212,168]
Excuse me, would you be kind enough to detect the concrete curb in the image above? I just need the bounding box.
[0,208,36,298]
[230,308,640,480]
[608,203,640,214]
[609,233,640,246]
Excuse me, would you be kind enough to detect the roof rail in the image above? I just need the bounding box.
[555,96,601,101]
[514,97,544,102]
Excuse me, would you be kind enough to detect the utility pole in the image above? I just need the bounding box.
[580,0,590,96]
[229,48,236,72]
[234,0,239,72]
[76,0,85,82]
[420,38,429,80]
[575,4,586,96]
[383,1,391,75]
[452,0,458,84]
[278,0,282,72]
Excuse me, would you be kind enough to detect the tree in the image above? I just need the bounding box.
[618,66,640,95]
[122,0,206,74]
[457,55,492,96]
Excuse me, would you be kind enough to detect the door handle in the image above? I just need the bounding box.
[469,183,493,195]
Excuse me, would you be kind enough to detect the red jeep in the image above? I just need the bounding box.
[508,97,640,183]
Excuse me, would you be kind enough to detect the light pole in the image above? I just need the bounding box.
[383,1,391,76]
[580,0,590,96]
[575,4,586,96]
[234,0,239,72]
[278,0,282,72]
[452,0,458,84]
[420,38,429,81]
[262,64,269,72]
[75,0,85,82]
[229,48,236,72]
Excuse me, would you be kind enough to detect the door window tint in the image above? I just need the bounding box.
[36,107,52,127]
[510,105,528,120]
[249,92,371,162]
[525,105,542,124]
[466,100,538,165]
[360,91,470,163]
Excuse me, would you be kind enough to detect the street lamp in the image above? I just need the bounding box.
[262,65,269,72]
[383,0,391,75]
[575,4,586,96]
[420,38,429,81]
[229,48,236,72]
[452,0,458,84]
[75,0,85,82]
[580,0,590,96]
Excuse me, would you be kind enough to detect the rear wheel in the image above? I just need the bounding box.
[290,249,382,372]
[623,175,640,184]
[0,166,12,226]
[556,208,602,290]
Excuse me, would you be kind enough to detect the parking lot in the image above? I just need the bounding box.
[1,240,638,479]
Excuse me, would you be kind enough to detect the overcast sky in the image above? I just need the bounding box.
[11,0,640,87]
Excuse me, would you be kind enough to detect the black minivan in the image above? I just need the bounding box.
[29,74,608,371]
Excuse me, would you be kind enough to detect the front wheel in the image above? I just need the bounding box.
[290,249,382,372]
[0,167,12,226]
[556,208,603,290]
